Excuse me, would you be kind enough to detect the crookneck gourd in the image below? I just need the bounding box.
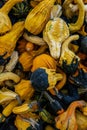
[63,0,85,32]
[59,35,80,73]
[0,21,24,58]
[25,0,56,35]
[43,17,70,59]
[55,100,86,130]
[0,0,23,34]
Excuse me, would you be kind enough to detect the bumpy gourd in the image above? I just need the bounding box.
[43,17,70,59]
[0,0,23,34]
[0,21,24,58]
[59,35,80,66]
[25,0,56,35]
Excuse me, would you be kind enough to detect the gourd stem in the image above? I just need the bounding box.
[44,91,54,103]
[0,0,23,14]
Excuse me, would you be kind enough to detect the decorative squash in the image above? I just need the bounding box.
[15,115,31,130]
[15,80,34,100]
[0,21,24,58]
[31,54,57,72]
[63,0,85,32]
[76,110,87,130]
[30,67,63,91]
[19,45,48,71]
[59,35,80,66]
[17,38,27,54]
[11,0,30,20]
[0,0,23,34]
[55,100,86,130]
[25,42,35,52]
[0,88,19,104]
[12,100,38,114]
[25,0,56,35]
[43,17,70,59]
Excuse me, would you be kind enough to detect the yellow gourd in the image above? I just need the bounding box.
[31,54,57,72]
[15,80,34,100]
[0,21,24,58]
[25,0,56,35]
[0,0,23,34]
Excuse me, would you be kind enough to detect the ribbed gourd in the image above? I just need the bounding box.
[0,0,23,34]
[25,0,56,35]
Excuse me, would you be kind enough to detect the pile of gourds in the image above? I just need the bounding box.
[0,0,87,130]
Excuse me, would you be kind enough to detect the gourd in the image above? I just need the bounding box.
[0,0,23,34]
[30,67,63,91]
[55,100,86,130]
[25,0,56,35]
[59,35,80,65]
[0,88,19,104]
[19,45,48,71]
[31,54,57,72]
[63,0,85,32]
[43,17,70,59]
[12,101,38,114]
[76,110,87,130]
[15,80,34,100]
[0,21,24,58]
[11,0,30,20]
[15,115,31,130]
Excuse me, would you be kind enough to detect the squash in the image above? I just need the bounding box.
[12,100,38,114]
[15,115,31,130]
[59,35,80,65]
[43,17,70,59]
[55,100,86,130]
[0,0,23,34]
[0,21,24,58]
[31,54,57,72]
[76,110,87,130]
[19,45,48,71]
[30,67,63,91]
[25,0,56,35]
[0,88,19,104]
[15,80,34,100]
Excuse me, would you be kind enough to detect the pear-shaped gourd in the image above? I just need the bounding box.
[43,18,70,59]
[25,0,56,35]
[0,0,23,34]
[0,21,24,58]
